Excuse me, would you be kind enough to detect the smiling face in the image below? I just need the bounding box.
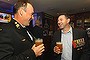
[21,3,34,26]
[58,15,70,30]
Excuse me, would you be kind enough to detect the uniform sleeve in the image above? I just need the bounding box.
[0,27,37,60]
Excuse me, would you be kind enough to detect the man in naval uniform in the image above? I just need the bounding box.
[0,0,44,60]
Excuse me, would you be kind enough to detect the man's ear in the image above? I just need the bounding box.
[20,12,22,17]
[67,18,70,23]
[19,8,25,17]
[18,8,23,17]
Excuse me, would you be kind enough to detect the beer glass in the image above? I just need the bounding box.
[56,42,63,53]
[35,38,43,47]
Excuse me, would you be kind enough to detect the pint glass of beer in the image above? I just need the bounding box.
[35,38,43,47]
[56,42,63,53]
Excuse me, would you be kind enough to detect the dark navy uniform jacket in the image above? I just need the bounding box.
[0,19,37,60]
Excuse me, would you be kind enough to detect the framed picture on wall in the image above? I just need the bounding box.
[0,12,11,23]
[77,20,82,26]
[84,19,90,27]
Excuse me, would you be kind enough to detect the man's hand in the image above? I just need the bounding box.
[32,44,45,57]
[54,46,61,54]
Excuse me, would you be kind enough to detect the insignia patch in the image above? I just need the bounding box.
[72,38,85,49]
[15,22,20,29]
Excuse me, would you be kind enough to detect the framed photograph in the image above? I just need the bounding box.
[77,20,82,26]
[0,12,11,23]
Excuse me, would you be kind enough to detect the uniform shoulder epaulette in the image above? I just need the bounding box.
[15,22,20,29]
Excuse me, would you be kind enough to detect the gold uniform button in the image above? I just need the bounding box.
[22,39,26,42]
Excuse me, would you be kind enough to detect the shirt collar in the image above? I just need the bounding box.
[61,26,72,34]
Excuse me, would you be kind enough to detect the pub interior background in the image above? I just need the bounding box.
[0,0,90,60]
